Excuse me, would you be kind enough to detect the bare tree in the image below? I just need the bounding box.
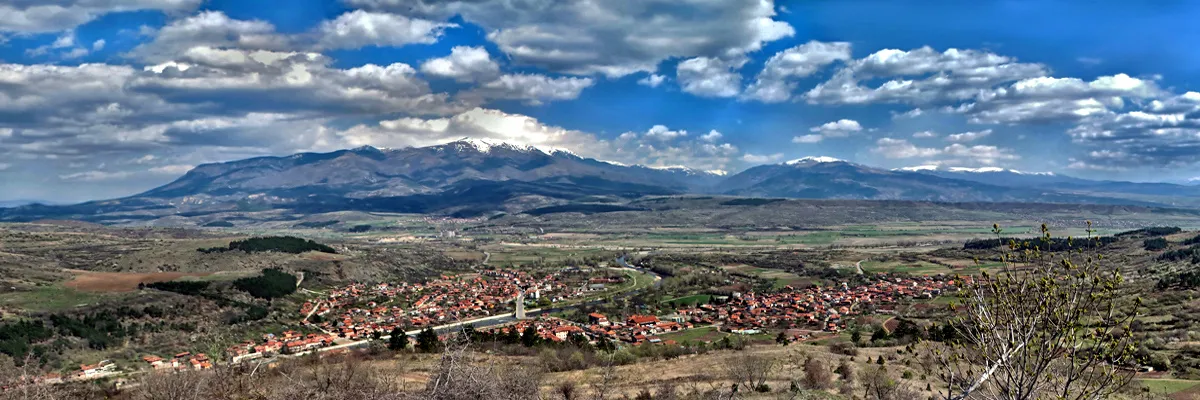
[801,357,832,390]
[936,223,1139,400]
[726,353,775,393]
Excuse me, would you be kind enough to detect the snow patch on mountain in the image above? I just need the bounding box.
[785,156,844,165]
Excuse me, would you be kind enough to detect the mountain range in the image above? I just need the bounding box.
[3,138,1199,223]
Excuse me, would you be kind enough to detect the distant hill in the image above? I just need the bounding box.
[3,141,1200,224]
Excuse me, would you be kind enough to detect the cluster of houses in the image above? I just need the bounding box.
[139,352,214,372]
[668,274,959,335]
[297,269,619,341]
[482,274,958,346]
[483,313,691,346]
[222,331,339,363]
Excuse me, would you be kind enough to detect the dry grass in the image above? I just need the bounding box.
[63,270,212,292]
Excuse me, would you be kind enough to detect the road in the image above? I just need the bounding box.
[855,259,866,275]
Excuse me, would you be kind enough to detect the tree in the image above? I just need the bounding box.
[851,327,863,344]
[775,331,789,346]
[388,327,408,351]
[802,357,833,390]
[416,328,441,353]
[521,325,540,347]
[871,325,891,342]
[935,223,1138,400]
[727,353,775,393]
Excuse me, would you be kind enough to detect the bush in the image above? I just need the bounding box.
[1145,238,1170,251]
[146,280,210,296]
[199,236,336,254]
[1118,227,1182,237]
[233,269,298,300]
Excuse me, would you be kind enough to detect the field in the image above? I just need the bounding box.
[0,285,129,312]
[1139,378,1200,396]
[720,264,810,288]
[63,269,214,292]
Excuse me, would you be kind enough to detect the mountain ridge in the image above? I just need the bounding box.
[4,138,1200,223]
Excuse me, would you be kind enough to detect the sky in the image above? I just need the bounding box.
[2,0,1200,203]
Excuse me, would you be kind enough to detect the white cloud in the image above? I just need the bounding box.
[347,0,793,77]
[945,129,992,142]
[0,0,202,34]
[337,108,743,171]
[317,10,456,50]
[743,41,851,103]
[638,74,666,88]
[912,131,937,139]
[700,130,723,142]
[956,74,1163,124]
[792,134,823,144]
[460,73,595,105]
[148,164,194,175]
[643,125,687,141]
[742,153,784,163]
[127,11,294,63]
[871,138,942,159]
[809,119,862,137]
[419,46,500,83]
[806,46,1048,105]
[59,170,134,181]
[92,39,106,51]
[676,57,744,98]
[870,137,1018,166]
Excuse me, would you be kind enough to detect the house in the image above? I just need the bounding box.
[588,313,609,326]
[627,315,659,327]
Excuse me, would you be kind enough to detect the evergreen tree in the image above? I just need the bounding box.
[416,328,441,353]
[521,325,540,347]
[388,327,408,351]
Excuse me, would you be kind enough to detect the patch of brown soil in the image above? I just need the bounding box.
[63,269,211,292]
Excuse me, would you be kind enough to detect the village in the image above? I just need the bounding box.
[479,273,960,347]
[32,268,957,387]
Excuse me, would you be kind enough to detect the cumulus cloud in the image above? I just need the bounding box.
[337,108,744,171]
[1065,92,1200,170]
[346,0,793,77]
[806,46,1048,105]
[316,10,456,50]
[809,119,862,137]
[676,57,744,98]
[870,137,1018,166]
[792,134,823,144]
[0,0,202,33]
[459,73,595,105]
[420,46,501,83]
[912,131,937,138]
[743,41,851,103]
[955,74,1163,124]
[127,11,294,63]
[643,125,688,141]
[742,153,785,164]
[945,129,992,142]
[638,74,667,88]
[700,130,723,142]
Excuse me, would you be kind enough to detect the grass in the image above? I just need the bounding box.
[1138,378,1200,394]
[658,326,721,343]
[663,294,712,306]
[0,285,124,312]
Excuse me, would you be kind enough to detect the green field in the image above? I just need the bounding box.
[0,285,123,312]
[663,294,712,306]
[1139,378,1200,395]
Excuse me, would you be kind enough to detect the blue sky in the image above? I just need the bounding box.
[2,0,1200,202]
